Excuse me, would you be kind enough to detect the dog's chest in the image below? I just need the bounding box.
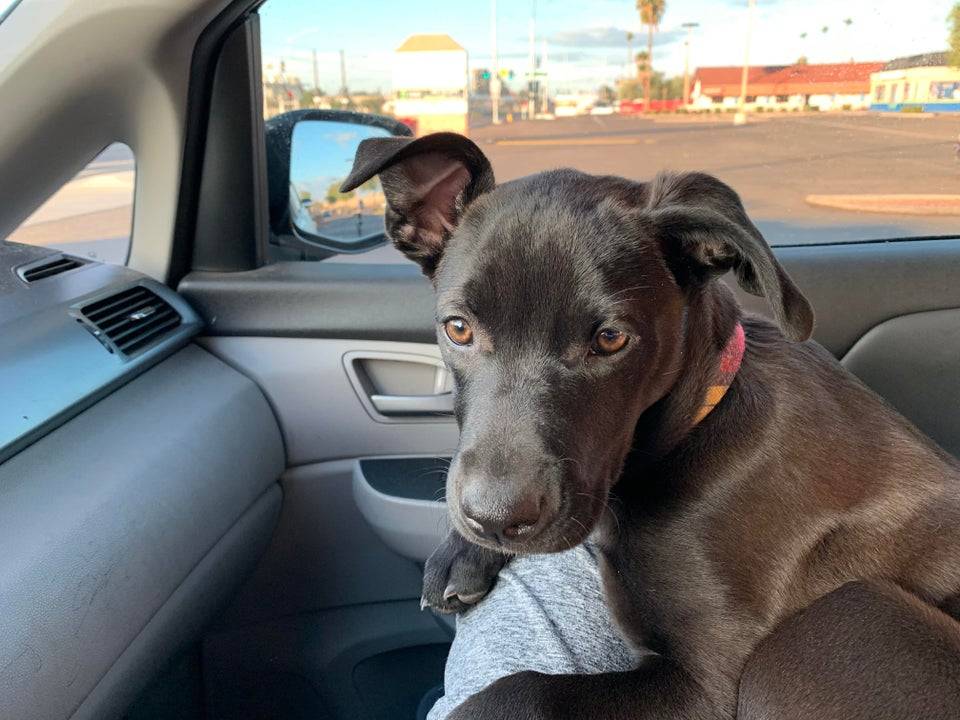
[594,511,734,659]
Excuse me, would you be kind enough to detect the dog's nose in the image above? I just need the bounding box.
[461,486,544,543]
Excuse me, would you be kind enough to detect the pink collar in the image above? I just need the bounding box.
[692,323,745,426]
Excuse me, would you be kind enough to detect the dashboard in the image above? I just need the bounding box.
[0,241,284,720]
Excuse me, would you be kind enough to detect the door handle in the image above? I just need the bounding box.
[369,392,455,416]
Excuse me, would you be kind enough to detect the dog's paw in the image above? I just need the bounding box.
[421,531,509,614]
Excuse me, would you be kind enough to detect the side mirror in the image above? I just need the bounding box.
[265,110,413,255]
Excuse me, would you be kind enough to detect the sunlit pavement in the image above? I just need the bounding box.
[9,112,960,266]
[472,112,960,245]
[7,156,134,264]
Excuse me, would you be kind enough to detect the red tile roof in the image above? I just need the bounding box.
[694,62,884,98]
[693,66,784,97]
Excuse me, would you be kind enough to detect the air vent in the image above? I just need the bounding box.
[19,255,84,282]
[79,286,182,356]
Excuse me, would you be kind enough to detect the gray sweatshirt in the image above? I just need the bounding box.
[426,544,641,719]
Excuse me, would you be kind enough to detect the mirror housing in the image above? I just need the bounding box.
[265,109,413,256]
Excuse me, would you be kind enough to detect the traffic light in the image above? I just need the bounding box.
[480,70,491,80]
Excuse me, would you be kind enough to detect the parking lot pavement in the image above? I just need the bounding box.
[472,113,960,245]
[8,113,959,262]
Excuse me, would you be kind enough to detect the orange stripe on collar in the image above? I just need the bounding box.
[692,323,745,426]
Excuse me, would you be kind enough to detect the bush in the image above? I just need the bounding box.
[841,104,852,111]
[901,105,924,113]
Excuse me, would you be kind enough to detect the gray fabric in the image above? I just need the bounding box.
[426,544,641,720]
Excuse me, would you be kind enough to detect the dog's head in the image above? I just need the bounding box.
[343,132,813,554]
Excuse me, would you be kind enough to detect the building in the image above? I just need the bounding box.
[870,52,960,112]
[690,66,783,109]
[262,67,307,118]
[392,34,469,135]
[690,62,882,111]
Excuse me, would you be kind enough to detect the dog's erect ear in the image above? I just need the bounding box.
[341,132,495,275]
[645,171,814,342]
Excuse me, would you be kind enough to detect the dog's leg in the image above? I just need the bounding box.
[446,656,722,720]
[738,580,960,720]
[421,530,511,614]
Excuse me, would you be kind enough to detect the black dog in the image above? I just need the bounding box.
[342,133,960,719]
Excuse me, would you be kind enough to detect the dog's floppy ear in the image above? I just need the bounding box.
[341,132,494,275]
[645,171,814,341]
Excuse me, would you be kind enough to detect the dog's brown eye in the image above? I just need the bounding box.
[444,317,474,346]
[591,328,628,356]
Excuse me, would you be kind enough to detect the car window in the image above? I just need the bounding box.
[259,0,960,263]
[6,143,134,265]
[0,0,21,25]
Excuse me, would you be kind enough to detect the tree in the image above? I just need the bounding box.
[597,84,617,104]
[797,55,808,65]
[300,89,325,107]
[949,3,960,68]
[637,0,666,112]
[626,31,634,70]
[326,181,355,204]
[618,73,682,102]
[635,50,650,79]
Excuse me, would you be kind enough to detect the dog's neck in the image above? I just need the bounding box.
[628,282,744,466]
[690,322,745,426]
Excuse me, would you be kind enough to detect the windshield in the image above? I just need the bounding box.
[256,0,960,247]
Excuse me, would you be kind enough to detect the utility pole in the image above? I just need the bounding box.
[681,22,699,106]
[738,0,756,112]
[541,38,548,115]
[491,0,501,124]
[339,49,348,99]
[312,48,319,93]
[527,0,536,119]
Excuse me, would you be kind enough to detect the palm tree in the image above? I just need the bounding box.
[843,17,854,61]
[636,50,650,80]
[626,31,634,74]
[637,0,666,111]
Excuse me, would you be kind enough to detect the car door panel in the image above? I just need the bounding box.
[197,337,458,466]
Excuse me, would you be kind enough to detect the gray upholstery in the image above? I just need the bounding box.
[0,344,284,720]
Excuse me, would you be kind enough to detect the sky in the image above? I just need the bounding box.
[260,0,954,93]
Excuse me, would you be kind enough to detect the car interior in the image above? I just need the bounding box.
[1,1,959,720]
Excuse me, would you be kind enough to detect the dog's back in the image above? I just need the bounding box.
[604,311,960,711]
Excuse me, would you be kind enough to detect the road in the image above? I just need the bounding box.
[471,112,960,245]
[7,113,960,265]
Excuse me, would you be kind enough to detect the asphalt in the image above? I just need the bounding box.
[8,112,960,263]
[471,112,960,245]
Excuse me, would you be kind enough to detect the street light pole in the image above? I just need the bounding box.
[681,22,699,107]
[527,0,536,119]
[738,0,756,112]
[491,0,501,124]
